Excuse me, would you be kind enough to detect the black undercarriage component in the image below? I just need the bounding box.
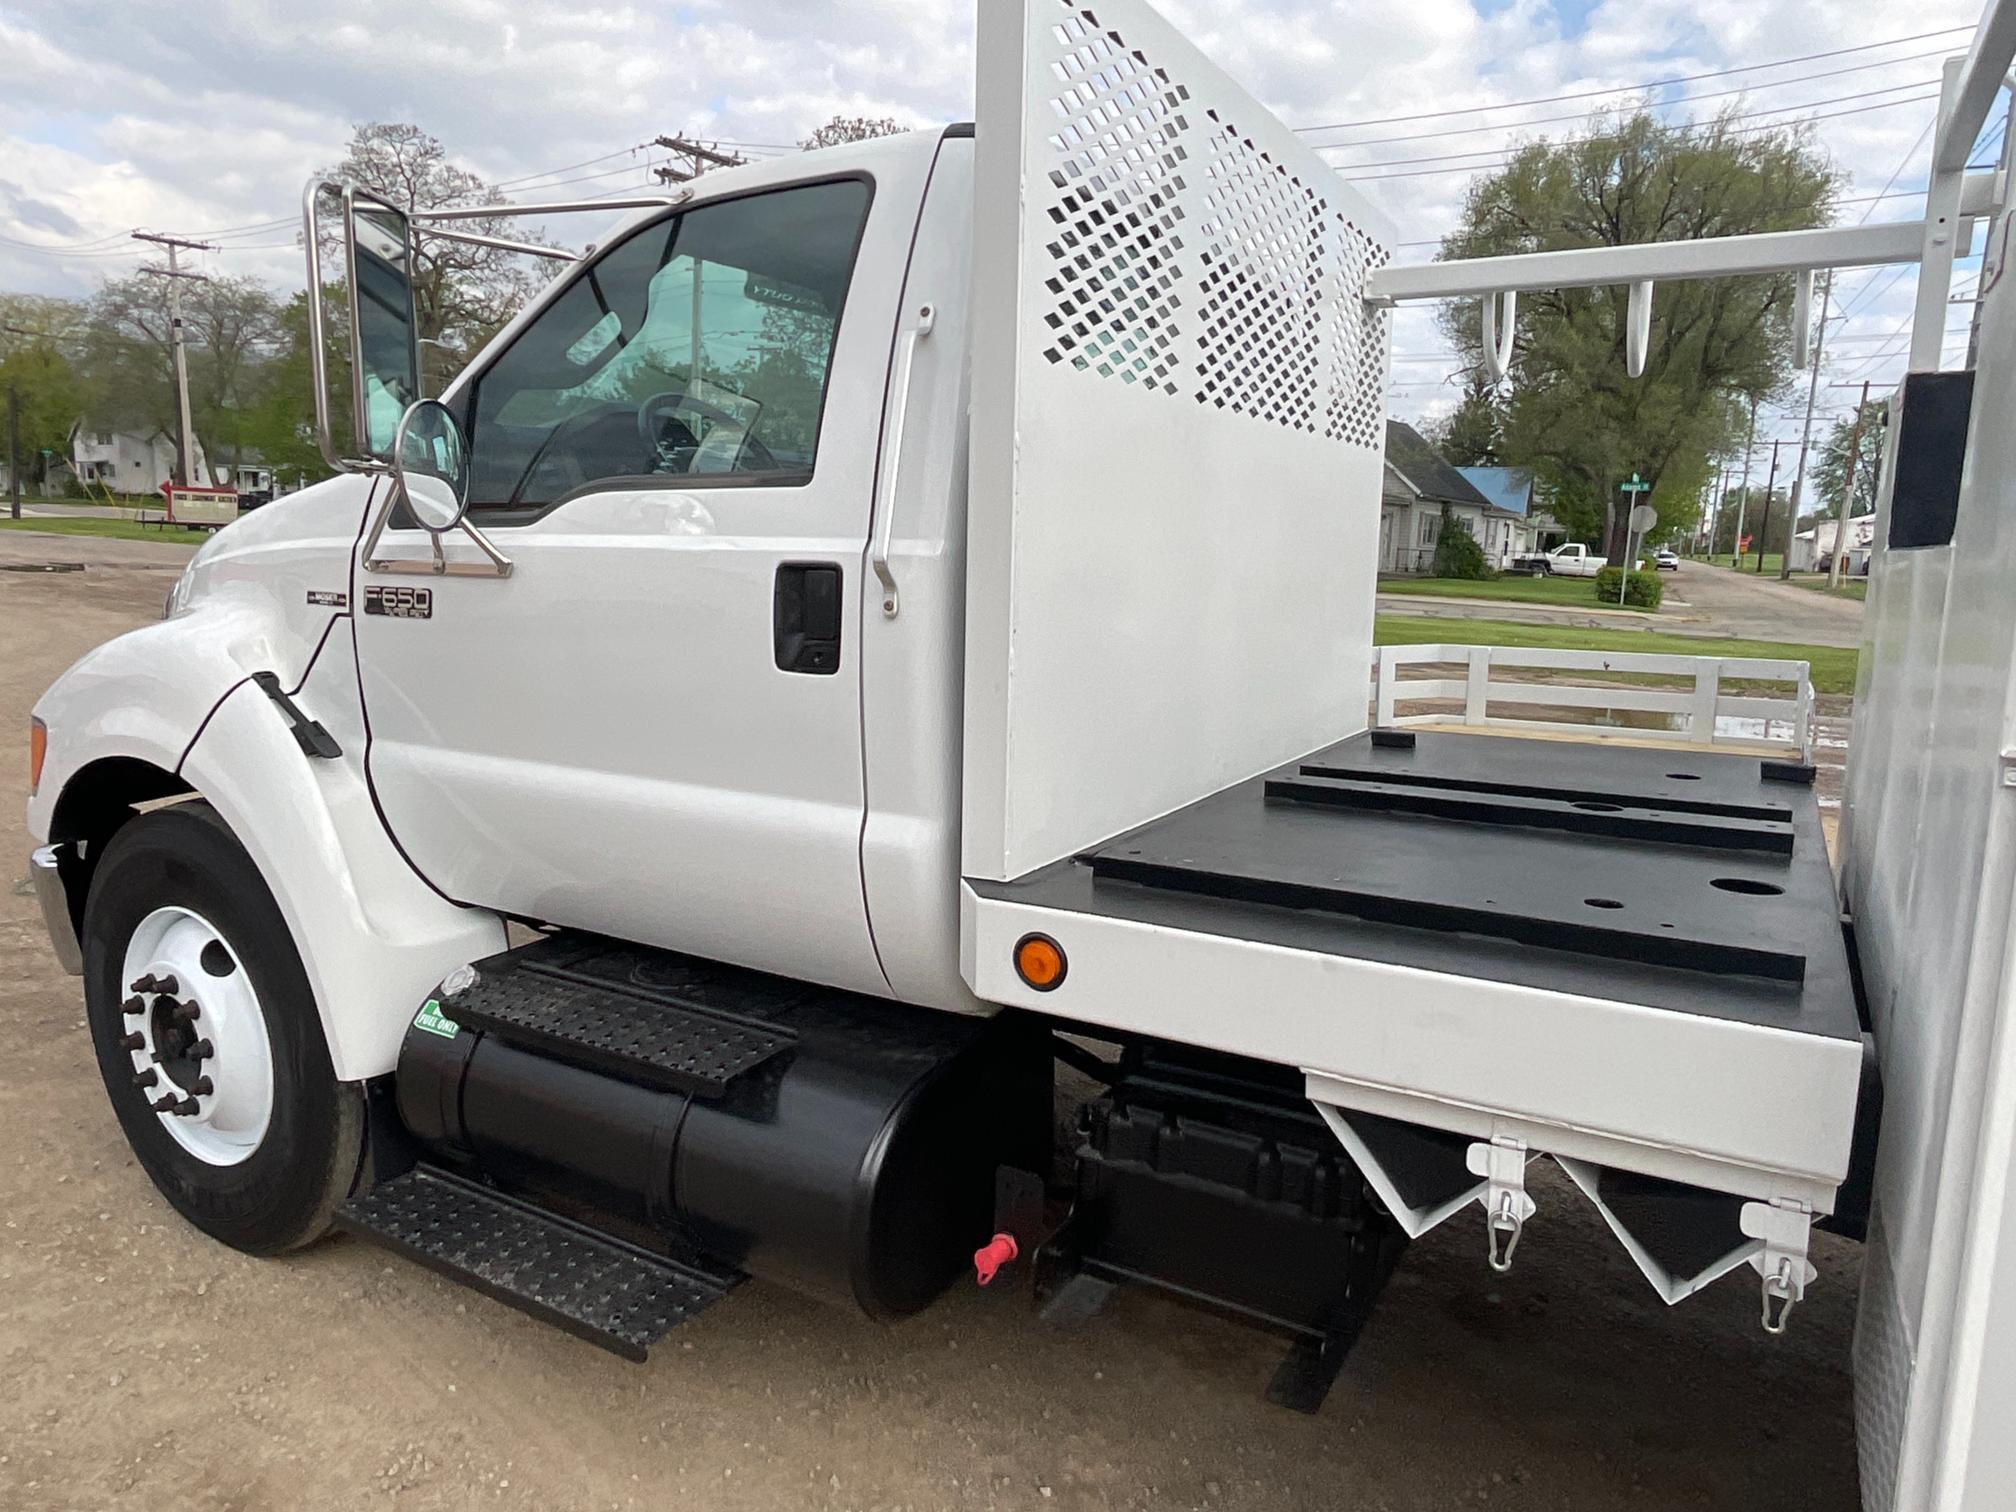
[437,946,799,1098]
[1034,1042,1406,1413]
[339,1165,741,1360]
[366,932,1052,1340]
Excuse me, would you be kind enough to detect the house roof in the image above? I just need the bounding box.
[1456,465,1534,518]
[1384,421,1494,509]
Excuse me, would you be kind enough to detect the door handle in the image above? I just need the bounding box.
[871,303,936,618]
[774,562,843,675]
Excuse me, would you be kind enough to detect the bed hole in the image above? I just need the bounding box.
[1711,877,1784,896]
[1583,897,1624,910]
[1665,772,1702,781]
[1573,802,1623,812]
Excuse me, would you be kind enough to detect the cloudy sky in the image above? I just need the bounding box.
[0,0,1996,438]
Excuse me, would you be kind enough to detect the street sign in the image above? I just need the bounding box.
[1629,503,1658,533]
[1620,473,1652,493]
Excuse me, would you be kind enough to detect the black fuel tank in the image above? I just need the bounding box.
[393,935,1051,1319]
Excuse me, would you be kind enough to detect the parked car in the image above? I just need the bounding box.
[1509,543,1607,577]
[1653,548,1680,571]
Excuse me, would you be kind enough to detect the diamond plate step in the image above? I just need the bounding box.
[337,1167,742,1362]
[440,962,796,1099]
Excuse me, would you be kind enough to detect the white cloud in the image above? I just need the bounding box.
[0,0,1992,428]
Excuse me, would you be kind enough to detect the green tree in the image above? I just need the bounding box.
[1438,110,1837,560]
[0,345,86,490]
[79,272,285,483]
[1430,370,1503,464]
[1432,513,1489,579]
[1814,398,1887,519]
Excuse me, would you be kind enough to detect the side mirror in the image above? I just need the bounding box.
[346,195,423,461]
[392,400,469,533]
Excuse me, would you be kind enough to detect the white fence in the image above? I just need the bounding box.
[1374,643,1814,758]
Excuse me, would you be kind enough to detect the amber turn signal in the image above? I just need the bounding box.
[29,717,47,798]
[1013,933,1067,992]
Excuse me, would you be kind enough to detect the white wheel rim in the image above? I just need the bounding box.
[117,906,275,1167]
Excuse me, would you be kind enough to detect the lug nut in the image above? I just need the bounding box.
[150,1093,179,1113]
[130,974,159,995]
[170,1001,200,1025]
[155,975,180,997]
[133,1069,158,1089]
[189,1076,214,1097]
[188,1039,213,1062]
[174,1097,200,1116]
[122,996,145,1017]
[118,1031,146,1051]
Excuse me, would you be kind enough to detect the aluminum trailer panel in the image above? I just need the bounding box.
[966,731,1863,1207]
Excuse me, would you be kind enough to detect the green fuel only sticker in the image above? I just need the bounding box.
[413,998,461,1039]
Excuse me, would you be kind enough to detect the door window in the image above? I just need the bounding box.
[460,178,872,512]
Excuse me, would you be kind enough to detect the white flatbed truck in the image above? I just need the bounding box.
[22,0,2016,1503]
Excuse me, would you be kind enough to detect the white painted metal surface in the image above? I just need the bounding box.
[857,135,988,1013]
[1840,37,2016,1502]
[120,906,274,1166]
[351,134,943,999]
[965,883,1863,1205]
[963,0,1396,882]
[1374,643,1814,757]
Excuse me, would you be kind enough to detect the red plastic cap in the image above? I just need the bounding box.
[973,1232,1019,1287]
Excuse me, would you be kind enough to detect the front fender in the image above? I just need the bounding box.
[176,629,507,1080]
[27,596,337,846]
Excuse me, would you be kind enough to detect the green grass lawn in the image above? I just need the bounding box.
[1786,573,1868,600]
[0,516,211,545]
[1700,552,1787,575]
[1373,612,1859,695]
[1377,574,1658,613]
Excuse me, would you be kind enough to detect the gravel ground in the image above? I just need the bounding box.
[1,534,1861,1512]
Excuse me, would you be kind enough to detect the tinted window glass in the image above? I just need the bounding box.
[463,178,870,510]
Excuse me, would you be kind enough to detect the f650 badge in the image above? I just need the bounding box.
[364,586,433,620]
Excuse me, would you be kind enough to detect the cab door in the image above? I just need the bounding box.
[351,151,932,994]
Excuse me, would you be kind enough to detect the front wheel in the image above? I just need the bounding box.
[82,801,363,1254]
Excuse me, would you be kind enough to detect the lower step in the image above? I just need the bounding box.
[338,1166,743,1361]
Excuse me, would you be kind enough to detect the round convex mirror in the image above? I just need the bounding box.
[392,399,470,533]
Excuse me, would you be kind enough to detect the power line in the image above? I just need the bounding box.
[1344,91,1940,181]
[1313,48,1953,154]
[1333,79,1939,171]
[1291,25,1973,136]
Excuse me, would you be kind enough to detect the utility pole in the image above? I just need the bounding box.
[1729,395,1758,568]
[651,135,747,186]
[1757,440,1781,573]
[133,232,216,488]
[1829,380,1874,591]
[1782,269,1832,580]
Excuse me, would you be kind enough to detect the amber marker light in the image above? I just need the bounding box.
[29,718,47,798]
[1014,933,1067,992]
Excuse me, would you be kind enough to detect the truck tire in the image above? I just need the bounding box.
[81,800,363,1255]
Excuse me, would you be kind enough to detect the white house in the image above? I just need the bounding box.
[1380,421,1507,574]
[70,422,210,496]
[1789,515,1877,573]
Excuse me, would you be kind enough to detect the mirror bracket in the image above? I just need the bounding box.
[360,483,515,579]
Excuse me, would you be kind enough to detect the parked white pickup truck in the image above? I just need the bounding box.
[1513,542,1609,576]
[22,0,2016,1500]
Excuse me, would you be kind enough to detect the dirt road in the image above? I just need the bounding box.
[2,532,1862,1512]
[1664,563,1864,648]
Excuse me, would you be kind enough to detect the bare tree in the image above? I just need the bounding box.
[800,116,907,151]
[322,123,554,388]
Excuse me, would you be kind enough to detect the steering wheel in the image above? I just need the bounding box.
[635,389,779,474]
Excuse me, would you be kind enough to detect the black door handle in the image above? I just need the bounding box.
[774,562,843,674]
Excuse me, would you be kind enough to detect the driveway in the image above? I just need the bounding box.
[1666,562,1864,648]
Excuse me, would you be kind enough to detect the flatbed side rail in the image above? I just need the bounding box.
[1373,643,1813,759]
